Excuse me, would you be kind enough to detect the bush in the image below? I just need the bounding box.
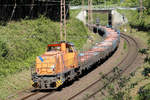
[142,67,150,76]
[138,83,150,100]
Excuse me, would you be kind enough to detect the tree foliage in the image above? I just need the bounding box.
[144,0,150,14]
[70,0,105,5]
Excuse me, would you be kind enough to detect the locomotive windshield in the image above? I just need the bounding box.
[47,46,61,51]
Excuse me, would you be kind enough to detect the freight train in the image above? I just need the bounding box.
[31,26,120,89]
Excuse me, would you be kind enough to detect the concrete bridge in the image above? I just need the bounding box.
[76,9,128,27]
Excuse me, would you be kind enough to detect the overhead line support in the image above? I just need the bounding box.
[60,0,66,41]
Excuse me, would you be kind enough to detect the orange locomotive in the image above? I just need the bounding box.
[31,42,79,88]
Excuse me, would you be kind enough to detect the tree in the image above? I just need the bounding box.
[143,0,150,14]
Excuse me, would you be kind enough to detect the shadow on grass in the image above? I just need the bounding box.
[130,23,150,32]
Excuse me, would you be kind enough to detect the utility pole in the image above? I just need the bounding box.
[10,0,17,21]
[88,0,93,30]
[30,0,34,18]
[82,0,84,11]
[60,0,66,41]
[140,0,143,17]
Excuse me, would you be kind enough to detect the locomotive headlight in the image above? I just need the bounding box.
[50,65,55,71]
[51,65,55,68]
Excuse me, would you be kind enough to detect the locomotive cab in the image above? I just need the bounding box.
[35,42,78,75]
[31,42,78,89]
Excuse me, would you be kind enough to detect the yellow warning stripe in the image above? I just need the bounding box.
[59,80,63,83]
[56,81,59,85]
[56,81,60,87]
[56,81,59,87]
[58,80,63,85]
[56,84,59,87]
[56,80,63,87]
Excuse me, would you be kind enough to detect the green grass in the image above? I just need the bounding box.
[123,40,127,50]
[0,70,31,100]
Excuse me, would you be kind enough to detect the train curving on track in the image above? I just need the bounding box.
[31,25,120,89]
[19,30,140,100]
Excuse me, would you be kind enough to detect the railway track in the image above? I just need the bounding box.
[20,89,54,100]
[19,33,139,100]
[21,92,39,100]
[67,33,139,100]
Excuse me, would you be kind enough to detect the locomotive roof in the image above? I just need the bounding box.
[48,42,74,47]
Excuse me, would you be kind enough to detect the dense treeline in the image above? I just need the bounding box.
[0,0,69,21]
[69,0,132,5]
[70,0,150,10]
[70,0,105,5]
